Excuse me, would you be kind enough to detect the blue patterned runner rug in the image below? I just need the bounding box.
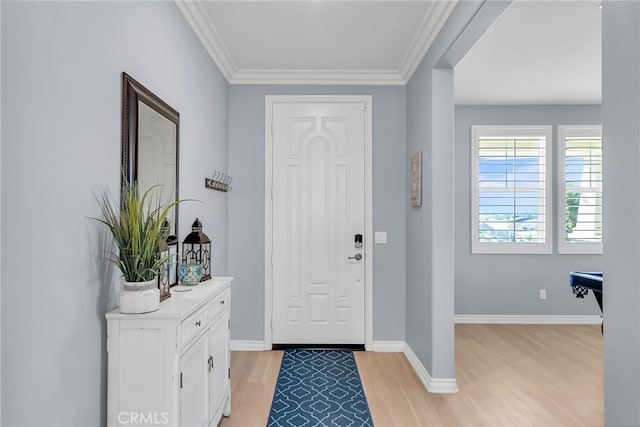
[267,349,374,427]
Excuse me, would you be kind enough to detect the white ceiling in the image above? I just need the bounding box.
[455,0,602,105]
[176,0,602,105]
[176,0,458,85]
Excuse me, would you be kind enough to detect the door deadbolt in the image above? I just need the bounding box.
[348,253,363,261]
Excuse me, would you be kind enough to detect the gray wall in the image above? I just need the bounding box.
[1,2,228,425]
[455,105,603,316]
[405,0,493,380]
[228,85,406,342]
[4,0,637,424]
[602,2,640,425]
[0,2,3,421]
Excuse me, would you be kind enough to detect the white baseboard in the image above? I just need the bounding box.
[371,340,406,352]
[230,339,459,394]
[454,314,602,324]
[403,344,458,394]
[230,340,265,351]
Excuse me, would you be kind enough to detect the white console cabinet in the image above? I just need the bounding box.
[106,277,232,427]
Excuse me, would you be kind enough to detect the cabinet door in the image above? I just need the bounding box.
[180,333,209,427]
[209,313,229,416]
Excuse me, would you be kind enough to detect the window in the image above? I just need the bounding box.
[472,126,552,254]
[558,126,602,254]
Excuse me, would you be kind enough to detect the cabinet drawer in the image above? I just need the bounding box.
[209,290,230,322]
[181,304,209,346]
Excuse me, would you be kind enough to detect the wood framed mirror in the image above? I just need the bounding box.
[122,73,180,296]
[121,72,179,238]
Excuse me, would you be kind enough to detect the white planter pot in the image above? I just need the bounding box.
[119,279,160,314]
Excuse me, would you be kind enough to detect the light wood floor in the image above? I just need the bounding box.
[220,324,603,427]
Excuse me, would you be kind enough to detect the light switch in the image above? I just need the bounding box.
[375,232,387,244]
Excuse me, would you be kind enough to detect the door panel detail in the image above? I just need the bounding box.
[272,101,365,344]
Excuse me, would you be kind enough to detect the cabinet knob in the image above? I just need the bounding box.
[196,320,201,327]
[219,300,225,305]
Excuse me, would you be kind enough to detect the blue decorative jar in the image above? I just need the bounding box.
[177,262,203,285]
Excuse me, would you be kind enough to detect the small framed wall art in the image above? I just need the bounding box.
[410,151,422,207]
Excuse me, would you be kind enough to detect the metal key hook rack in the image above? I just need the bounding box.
[205,170,233,192]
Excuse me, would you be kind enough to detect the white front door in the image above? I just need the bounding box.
[270,99,367,345]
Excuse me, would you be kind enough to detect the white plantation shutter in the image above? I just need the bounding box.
[558,126,603,254]
[472,126,552,254]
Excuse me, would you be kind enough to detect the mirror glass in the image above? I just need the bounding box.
[137,101,177,229]
[121,72,180,237]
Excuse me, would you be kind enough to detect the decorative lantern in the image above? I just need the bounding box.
[158,237,171,301]
[182,218,211,281]
[166,236,179,287]
[158,220,179,301]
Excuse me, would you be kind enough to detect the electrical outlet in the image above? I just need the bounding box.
[539,289,547,300]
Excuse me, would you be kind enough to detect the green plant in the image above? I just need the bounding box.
[566,192,581,234]
[93,181,178,282]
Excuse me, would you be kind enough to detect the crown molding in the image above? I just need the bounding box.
[230,69,405,86]
[175,0,237,81]
[399,0,459,81]
[176,0,457,86]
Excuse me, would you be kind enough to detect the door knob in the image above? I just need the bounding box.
[348,253,363,261]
